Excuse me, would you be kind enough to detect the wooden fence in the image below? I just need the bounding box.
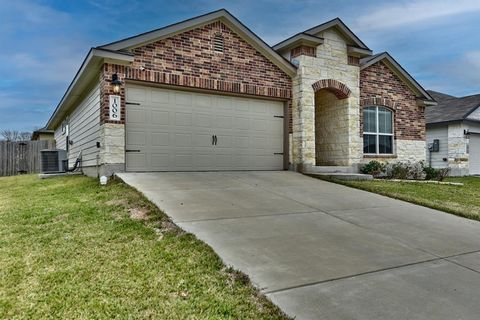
[0,140,56,176]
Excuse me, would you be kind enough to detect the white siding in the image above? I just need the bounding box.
[426,126,448,168]
[54,82,101,169]
[54,125,67,150]
[68,83,101,168]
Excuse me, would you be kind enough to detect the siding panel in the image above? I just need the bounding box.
[54,82,101,169]
[426,126,448,168]
[69,83,101,168]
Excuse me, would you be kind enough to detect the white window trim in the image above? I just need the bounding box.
[363,106,395,155]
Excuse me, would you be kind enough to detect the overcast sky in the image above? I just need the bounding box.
[1,0,479,131]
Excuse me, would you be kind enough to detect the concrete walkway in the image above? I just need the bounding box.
[117,171,480,320]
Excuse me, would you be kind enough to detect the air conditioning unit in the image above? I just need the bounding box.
[40,149,68,173]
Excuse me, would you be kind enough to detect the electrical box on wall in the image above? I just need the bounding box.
[432,139,440,152]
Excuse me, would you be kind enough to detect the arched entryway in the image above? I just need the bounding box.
[312,79,351,166]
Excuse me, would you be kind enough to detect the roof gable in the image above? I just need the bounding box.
[100,9,296,76]
[304,18,369,49]
[273,18,371,55]
[360,52,434,103]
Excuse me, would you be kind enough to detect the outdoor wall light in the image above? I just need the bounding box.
[111,73,122,93]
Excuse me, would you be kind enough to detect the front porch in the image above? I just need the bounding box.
[291,78,362,173]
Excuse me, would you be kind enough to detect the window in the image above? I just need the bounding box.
[213,33,224,53]
[363,106,394,154]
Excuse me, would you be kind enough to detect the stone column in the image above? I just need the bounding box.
[291,65,316,171]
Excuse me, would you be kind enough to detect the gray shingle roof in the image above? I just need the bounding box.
[426,90,480,124]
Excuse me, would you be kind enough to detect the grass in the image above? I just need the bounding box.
[318,176,480,221]
[0,175,289,319]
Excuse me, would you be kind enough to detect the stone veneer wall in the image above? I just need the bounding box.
[291,28,361,169]
[315,90,350,165]
[447,123,469,176]
[360,61,426,163]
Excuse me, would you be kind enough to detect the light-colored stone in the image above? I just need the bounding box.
[291,28,361,170]
[100,123,125,165]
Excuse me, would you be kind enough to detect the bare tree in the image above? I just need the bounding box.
[0,130,32,141]
[19,131,32,141]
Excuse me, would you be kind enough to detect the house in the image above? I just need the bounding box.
[44,9,435,177]
[31,128,55,141]
[426,90,480,176]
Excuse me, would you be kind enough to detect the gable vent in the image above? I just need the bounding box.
[213,33,224,53]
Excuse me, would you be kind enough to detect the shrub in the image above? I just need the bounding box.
[408,161,426,180]
[423,166,451,181]
[360,160,385,177]
[423,166,439,180]
[384,162,409,179]
[437,168,450,181]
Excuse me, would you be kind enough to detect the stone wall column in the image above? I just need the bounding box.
[347,95,362,166]
[447,123,469,176]
[291,71,316,171]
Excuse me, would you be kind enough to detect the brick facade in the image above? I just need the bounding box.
[291,45,316,58]
[99,20,292,127]
[360,61,425,141]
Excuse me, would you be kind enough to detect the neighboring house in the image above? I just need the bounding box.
[426,90,480,176]
[44,9,435,177]
[31,128,55,141]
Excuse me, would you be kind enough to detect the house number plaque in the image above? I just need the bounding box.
[109,95,121,121]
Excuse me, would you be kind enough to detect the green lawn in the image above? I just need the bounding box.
[321,176,480,221]
[0,175,289,319]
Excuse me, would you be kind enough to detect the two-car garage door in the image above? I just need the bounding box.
[125,85,285,171]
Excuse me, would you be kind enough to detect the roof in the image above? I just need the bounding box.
[31,127,54,140]
[426,90,480,124]
[273,18,372,56]
[46,9,296,130]
[360,52,435,103]
[46,48,134,130]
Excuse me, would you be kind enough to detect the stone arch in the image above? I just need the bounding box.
[312,79,351,99]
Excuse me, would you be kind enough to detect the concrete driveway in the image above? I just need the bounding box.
[117,171,480,320]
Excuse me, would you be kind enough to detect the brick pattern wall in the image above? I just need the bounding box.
[291,45,316,58]
[347,56,360,66]
[100,66,126,124]
[360,61,425,141]
[100,20,292,129]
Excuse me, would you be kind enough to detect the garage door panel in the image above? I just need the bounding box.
[126,107,146,123]
[126,131,146,146]
[193,134,214,147]
[175,92,193,106]
[173,133,193,147]
[126,85,284,172]
[150,153,170,169]
[126,153,147,170]
[151,110,170,125]
[235,117,250,130]
[194,94,213,108]
[194,113,213,128]
[151,90,170,103]
[174,154,193,168]
[252,119,268,132]
[194,153,215,169]
[151,132,169,146]
[175,112,192,126]
[470,135,480,175]
[127,87,147,102]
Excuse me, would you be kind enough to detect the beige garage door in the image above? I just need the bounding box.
[469,134,480,175]
[125,85,284,171]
